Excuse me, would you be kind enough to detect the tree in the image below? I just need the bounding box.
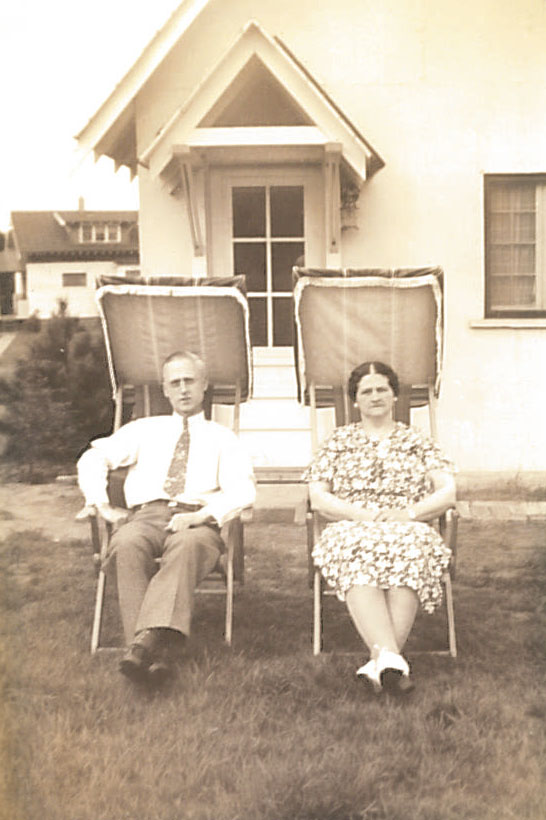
[0,301,113,481]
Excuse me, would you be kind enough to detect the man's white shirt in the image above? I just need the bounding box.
[77,412,255,526]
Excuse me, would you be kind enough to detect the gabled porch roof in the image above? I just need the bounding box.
[76,7,384,183]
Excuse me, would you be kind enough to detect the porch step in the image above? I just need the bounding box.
[252,366,298,399]
[239,398,311,429]
[240,429,313,468]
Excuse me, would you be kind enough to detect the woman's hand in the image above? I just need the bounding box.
[373,509,414,522]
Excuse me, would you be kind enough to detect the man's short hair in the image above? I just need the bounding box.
[162,351,207,379]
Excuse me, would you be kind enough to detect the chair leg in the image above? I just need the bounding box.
[91,569,107,655]
[224,549,234,646]
[444,573,457,658]
[313,570,323,655]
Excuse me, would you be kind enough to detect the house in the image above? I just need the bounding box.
[75,0,546,481]
[3,209,139,319]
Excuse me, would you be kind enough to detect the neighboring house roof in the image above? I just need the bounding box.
[76,4,384,181]
[11,211,139,264]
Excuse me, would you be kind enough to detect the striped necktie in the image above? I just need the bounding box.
[163,417,190,498]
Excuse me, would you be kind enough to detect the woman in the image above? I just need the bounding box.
[303,361,456,694]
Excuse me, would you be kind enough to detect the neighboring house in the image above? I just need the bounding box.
[4,210,139,319]
[0,230,19,316]
[75,0,546,478]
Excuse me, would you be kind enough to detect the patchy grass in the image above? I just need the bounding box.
[0,521,545,820]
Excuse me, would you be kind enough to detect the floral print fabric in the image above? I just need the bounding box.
[302,422,455,612]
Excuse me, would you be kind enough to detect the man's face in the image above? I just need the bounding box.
[162,357,207,417]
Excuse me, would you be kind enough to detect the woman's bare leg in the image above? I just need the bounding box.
[346,584,399,654]
[386,586,419,651]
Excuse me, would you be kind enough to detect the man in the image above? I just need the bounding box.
[78,351,255,684]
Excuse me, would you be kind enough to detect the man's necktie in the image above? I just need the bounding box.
[163,417,190,498]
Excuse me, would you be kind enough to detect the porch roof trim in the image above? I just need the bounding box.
[140,21,384,182]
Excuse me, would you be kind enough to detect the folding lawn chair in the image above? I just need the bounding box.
[82,274,252,653]
[293,267,458,657]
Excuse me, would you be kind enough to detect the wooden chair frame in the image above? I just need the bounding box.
[84,280,252,654]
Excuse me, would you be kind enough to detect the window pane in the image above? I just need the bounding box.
[233,243,266,291]
[270,186,304,237]
[513,213,535,243]
[95,224,106,242]
[273,298,294,346]
[271,242,304,292]
[106,222,120,241]
[233,187,265,237]
[489,276,536,308]
[81,224,92,242]
[249,297,267,346]
[62,273,86,287]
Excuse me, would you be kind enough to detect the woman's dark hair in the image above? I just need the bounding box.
[348,361,400,401]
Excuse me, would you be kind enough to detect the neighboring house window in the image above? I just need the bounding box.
[63,273,87,287]
[79,222,121,243]
[484,174,546,316]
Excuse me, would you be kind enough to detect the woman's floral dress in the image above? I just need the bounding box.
[302,422,455,613]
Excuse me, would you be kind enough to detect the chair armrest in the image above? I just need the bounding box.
[75,505,97,521]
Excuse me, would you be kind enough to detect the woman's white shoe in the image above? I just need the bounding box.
[375,648,414,694]
[356,659,382,695]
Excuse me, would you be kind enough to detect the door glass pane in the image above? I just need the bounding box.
[233,187,265,237]
[249,297,267,346]
[271,242,304,291]
[270,186,304,237]
[233,243,266,291]
[273,298,294,346]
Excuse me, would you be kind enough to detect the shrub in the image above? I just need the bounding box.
[0,302,113,481]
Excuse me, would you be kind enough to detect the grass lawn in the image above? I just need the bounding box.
[0,518,544,820]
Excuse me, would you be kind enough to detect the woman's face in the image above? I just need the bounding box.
[355,371,395,421]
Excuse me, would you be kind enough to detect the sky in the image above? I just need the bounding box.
[0,0,183,230]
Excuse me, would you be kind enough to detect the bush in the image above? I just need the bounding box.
[0,302,113,481]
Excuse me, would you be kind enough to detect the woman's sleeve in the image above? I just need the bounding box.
[301,431,338,484]
[418,432,457,474]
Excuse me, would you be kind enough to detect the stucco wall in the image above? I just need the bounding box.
[26,261,127,318]
[134,0,546,472]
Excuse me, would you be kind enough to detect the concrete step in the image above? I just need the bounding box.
[238,399,311,430]
[240,430,313,468]
[252,366,298,398]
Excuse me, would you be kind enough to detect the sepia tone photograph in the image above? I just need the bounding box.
[0,1,545,818]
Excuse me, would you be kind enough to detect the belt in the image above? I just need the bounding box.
[132,499,204,513]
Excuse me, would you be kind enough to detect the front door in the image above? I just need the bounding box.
[210,166,324,348]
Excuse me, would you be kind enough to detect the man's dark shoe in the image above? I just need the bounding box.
[147,653,173,687]
[119,642,153,683]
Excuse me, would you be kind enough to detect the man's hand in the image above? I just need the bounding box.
[166,509,214,532]
[97,503,130,526]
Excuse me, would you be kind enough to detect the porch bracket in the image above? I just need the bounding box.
[177,149,205,257]
[324,143,342,258]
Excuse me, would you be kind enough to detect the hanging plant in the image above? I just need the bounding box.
[340,182,361,230]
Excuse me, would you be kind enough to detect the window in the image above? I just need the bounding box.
[79,222,121,243]
[484,175,546,316]
[62,273,87,287]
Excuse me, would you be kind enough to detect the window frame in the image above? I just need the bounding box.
[78,222,121,243]
[484,173,546,318]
